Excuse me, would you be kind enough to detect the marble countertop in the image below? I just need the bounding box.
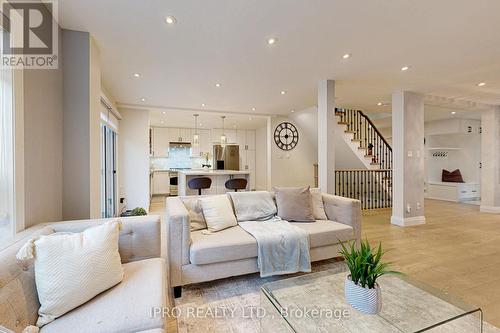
[177,169,250,176]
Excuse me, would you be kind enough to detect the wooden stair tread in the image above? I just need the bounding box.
[338,121,349,125]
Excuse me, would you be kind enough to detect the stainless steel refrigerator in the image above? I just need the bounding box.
[213,145,239,170]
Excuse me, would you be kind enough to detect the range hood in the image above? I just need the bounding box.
[169,142,192,149]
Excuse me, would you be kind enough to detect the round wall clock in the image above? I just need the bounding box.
[274,122,299,150]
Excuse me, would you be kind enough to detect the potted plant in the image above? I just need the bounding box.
[340,239,399,314]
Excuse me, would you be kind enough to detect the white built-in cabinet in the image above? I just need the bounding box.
[212,129,237,144]
[152,171,170,195]
[191,129,211,157]
[236,129,256,190]
[152,127,170,157]
[168,128,192,143]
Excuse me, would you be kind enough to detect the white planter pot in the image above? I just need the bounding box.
[344,275,382,314]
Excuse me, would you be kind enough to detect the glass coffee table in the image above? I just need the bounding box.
[260,269,483,332]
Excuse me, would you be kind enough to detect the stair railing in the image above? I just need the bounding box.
[335,169,393,210]
[335,108,392,169]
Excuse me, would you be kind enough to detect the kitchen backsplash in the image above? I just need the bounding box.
[150,147,205,170]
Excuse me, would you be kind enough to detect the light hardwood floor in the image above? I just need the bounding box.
[151,196,500,329]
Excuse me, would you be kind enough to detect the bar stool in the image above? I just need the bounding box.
[225,178,248,192]
[188,177,212,195]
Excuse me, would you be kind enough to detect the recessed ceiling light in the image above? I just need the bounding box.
[162,111,166,114]
[280,90,286,95]
[291,109,295,113]
[377,102,383,106]
[199,123,203,126]
[140,98,146,102]
[201,103,206,107]
[478,82,486,87]
[451,111,456,115]
[215,83,221,87]
[267,37,277,45]
[133,73,140,78]
[342,53,351,59]
[161,120,165,124]
[401,66,409,71]
[251,107,256,111]
[165,16,176,25]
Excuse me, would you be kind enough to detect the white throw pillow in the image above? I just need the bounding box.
[181,196,207,231]
[200,195,237,233]
[16,221,124,327]
[227,191,277,221]
[310,188,328,220]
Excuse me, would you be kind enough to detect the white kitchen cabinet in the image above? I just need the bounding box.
[246,130,256,150]
[168,128,180,142]
[152,171,170,195]
[239,149,256,190]
[179,128,192,143]
[236,129,256,150]
[212,129,237,144]
[152,127,170,157]
[199,129,211,154]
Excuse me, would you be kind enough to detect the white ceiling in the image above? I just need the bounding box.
[59,0,500,116]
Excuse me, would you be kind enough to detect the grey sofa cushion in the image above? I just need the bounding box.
[40,258,166,333]
[274,186,315,222]
[190,226,257,265]
[291,221,354,247]
[189,221,354,265]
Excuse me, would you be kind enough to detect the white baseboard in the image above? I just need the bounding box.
[480,205,500,214]
[391,215,426,227]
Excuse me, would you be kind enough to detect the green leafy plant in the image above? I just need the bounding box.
[131,207,147,216]
[339,239,400,289]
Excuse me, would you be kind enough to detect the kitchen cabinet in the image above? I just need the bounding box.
[152,171,170,195]
[212,129,237,144]
[239,149,256,190]
[191,129,211,157]
[236,129,256,151]
[168,128,180,142]
[152,127,170,157]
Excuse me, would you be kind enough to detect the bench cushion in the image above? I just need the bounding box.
[189,221,354,265]
[190,226,257,265]
[291,220,354,247]
[40,258,166,333]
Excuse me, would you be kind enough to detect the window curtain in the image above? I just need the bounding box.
[0,67,14,242]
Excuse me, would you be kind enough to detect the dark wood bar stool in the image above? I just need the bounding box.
[188,177,212,195]
[225,178,248,192]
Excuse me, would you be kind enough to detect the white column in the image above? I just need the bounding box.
[266,116,273,191]
[317,80,335,194]
[391,90,426,226]
[480,107,500,213]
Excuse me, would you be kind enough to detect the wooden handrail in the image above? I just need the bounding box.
[357,110,392,151]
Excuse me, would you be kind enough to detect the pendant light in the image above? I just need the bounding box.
[220,116,227,147]
[192,114,199,146]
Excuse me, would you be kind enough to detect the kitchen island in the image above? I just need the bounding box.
[178,169,251,196]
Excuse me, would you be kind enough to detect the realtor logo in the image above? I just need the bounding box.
[1,0,58,68]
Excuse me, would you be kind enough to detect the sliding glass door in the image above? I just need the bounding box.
[101,125,117,218]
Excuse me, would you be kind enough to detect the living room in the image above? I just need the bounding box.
[2,1,500,333]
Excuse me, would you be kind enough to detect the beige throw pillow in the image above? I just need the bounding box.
[181,197,207,231]
[310,188,328,220]
[200,195,238,233]
[274,186,315,222]
[16,221,124,327]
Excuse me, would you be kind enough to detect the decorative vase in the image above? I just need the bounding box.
[344,275,382,314]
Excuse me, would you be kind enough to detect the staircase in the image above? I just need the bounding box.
[334,108,393,209]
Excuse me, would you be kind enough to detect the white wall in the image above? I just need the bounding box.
[23,28,63,227]
[119,108,150,211]
[271,108,318,187]
[62,30,102,220]
[255,126,267,190]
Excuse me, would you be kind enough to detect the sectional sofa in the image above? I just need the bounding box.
[167,192,361,297]
[0,215,167,333]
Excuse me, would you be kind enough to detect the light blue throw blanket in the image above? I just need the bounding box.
[239,217,311,277]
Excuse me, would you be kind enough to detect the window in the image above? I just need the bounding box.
[0,67,14,245]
